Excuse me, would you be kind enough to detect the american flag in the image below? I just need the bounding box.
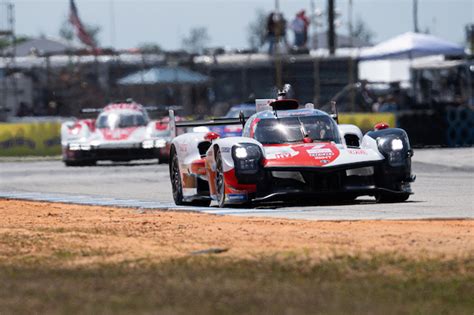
[69,0,95,48]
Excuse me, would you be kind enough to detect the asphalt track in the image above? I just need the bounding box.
[0,148,473,220]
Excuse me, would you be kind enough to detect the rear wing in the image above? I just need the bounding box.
[168,110,245,138]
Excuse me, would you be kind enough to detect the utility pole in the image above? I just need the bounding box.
[413,0,419,33]
[348,0,353,47]
[327,0,336,55]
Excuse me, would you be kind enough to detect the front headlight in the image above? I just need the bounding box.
[391,138,404,151]
[154,139,167,148]
[232,143,262,172]
[142,140,154,149]
[377,135,410,167]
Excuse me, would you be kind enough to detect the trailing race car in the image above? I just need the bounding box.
[168,92,415,207]
[209,104,256,138]
[61,101,173,166]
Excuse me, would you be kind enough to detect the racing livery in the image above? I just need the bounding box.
[61,101,172,166]
[168,95,415,207]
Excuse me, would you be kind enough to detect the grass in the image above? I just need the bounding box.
[0,254,472,315]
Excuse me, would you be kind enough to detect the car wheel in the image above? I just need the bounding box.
[170,148,185,205]
[215,149,227,208]
[376,193,410,203]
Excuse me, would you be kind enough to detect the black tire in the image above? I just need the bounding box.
[169,147,210,207]
[215,149,227,208]
[376,193,410,203]
[158,154,169,164]
[170,147,185,205]
[64,160,95,167]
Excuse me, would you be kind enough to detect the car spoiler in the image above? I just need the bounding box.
[168,110,246,138]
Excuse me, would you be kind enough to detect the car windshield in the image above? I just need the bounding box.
[254,116,340,144]
[225,107,256,118]
[96,113,148,129]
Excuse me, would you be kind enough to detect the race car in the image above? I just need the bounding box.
[61,101,173,166]
[168,92,415,207]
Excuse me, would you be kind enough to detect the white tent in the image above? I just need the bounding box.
[359,32,465,61]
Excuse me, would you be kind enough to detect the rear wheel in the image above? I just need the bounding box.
[376,193,410,203]
[215,149,226,208]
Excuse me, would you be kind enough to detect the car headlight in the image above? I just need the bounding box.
[391,138,404,151]
[69,143,81,151]
[154,139,167,148]
[80,144,91,151]
[142,140,154,149]
[232,143,262,172]
[377,135,409,167]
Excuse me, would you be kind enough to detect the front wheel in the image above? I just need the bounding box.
[215,150,227,208]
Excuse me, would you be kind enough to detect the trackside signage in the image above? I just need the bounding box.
[0,122,61,156]
[339,113,396,133]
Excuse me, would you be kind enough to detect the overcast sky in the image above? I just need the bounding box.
[9,0,474,50]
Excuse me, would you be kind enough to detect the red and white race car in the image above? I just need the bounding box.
[168,92,415,207]
[61,101,173,166]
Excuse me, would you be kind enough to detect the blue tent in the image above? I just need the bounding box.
[118,66,210,85]
[359,32,465,61]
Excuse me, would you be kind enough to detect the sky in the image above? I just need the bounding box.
[8,0,474,50]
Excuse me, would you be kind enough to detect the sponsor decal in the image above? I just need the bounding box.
[221,147,231,153]
[265,146,299,160]
[307,147,335,159]
[100,127,139,141]
[227,193,247,201]
[347,148,368,155]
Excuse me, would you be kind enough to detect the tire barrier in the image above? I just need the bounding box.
[446,106,474,147]
[396,110,448,147]
[0,122,61,156]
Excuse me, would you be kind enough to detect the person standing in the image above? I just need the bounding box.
[290,10,310,49]
[266,11,288,54]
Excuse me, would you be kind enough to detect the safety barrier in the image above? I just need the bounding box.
[445,106,474,147]
[397,107,474,147]
[0,121,62,156]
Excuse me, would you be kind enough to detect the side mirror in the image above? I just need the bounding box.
[374,122,390,131]
[204,131,220,141]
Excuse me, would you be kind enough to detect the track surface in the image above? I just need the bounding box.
[0,148,473,220]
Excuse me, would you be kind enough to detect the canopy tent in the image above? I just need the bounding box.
[118,66,210,85]
[359,32,465,61]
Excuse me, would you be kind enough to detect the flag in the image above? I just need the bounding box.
[69,0,95,48]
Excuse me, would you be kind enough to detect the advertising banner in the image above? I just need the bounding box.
[0,122,61,156]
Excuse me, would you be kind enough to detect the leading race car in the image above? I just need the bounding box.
[61,101,174,166]
[168,92,415,208]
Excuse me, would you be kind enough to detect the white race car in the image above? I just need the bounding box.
[61,101,172,166]
[168,92,415,207]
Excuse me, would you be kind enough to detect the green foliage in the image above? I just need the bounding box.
[247,9,268,50]
[181,27,210,54]
[351,16,375,45]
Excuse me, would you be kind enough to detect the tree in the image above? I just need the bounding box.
[59,18,74,42]
[351,17,375,45]
[138,42,162,54]
[181,27,210,54]
[247,9,267,50]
